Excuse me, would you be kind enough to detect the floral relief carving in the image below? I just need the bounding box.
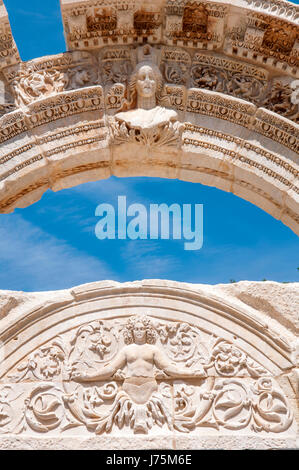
[251,378,294,433]
[9,340,66,382]
[12,70,68,106]
[262,81,299,124]
[190,55,267,105]
[210,341,269,378]
[24,385,66,433]
[10,65,100,107]
[173,377,293,433]
[0,386,24,433]
[164,62,188,86]
[101,61,132,86]
[3,314,293,436]
[109,117,184,148]
[155,321,209,368]
[106,83,127,111]
[68,320,119,369]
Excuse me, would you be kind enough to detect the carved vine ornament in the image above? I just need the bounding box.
[1,315,293,436]
[2,44,299,122]
[0,42,298,177]
[0,36,298,222]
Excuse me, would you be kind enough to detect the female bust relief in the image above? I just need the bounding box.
[115,62,178,129]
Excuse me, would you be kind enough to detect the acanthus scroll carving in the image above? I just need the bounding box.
[3,314,294,436]
[262,80,299,124]
[109,117,184,148]
[0,40,297,127]
[12,70,67,106]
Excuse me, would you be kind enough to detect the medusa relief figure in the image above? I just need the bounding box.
[72,315,206,385]
[71,315,206,433]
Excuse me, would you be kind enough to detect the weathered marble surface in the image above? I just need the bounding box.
[0,280,297,449]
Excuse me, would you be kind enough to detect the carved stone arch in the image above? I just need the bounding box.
[0,0,297,234]
[0,90,298,234]
[0,280,297,448]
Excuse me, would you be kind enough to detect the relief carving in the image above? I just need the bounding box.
[182,3,208,35]
[87,7,117,34]
[165,1,223,44]
[161,47,191,88]
[98,47,133,88]
[4,52,99,107]
[3,314,293,436]
[106,83,127,111]
[10,340,66,382]
[0,22,19,67]
[70,316,204,434]
[190,55,267,105]
[109,58,184,148]
[262,81,299,124]
[101,61,131,86]
[133,10,161,34]
[227,13,299,68]
[12,70,68,106]
[262,20,297,55]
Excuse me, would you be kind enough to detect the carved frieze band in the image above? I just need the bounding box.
[0,315,293,436]
[0,40,296,224]
[1,46,298,124]
[59,0,299,68]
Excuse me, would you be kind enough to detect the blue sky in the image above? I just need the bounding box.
[0,0,298,291]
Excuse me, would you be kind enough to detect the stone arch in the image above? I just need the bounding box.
[0,90,298,234]
[0,280,296,448]
[0,0,297,234]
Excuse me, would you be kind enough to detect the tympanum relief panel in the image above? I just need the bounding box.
[1,314,293,437]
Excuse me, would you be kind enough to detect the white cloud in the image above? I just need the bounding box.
[119,239,181,278]
[0,214,116,291]
[71,177,153,207]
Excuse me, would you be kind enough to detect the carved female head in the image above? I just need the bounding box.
[126,62,163,110]
[123,315,157,345]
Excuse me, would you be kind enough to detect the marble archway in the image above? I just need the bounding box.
[0,0,297,234]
